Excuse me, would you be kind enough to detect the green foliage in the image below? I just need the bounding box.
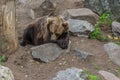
[89,23,102,39]
[88,74,100,80]
[99,12,112,25]
[89,12,112,41]
[113,41,120,46]
[83,70,101,80]
[89,23,109,41]
[0,55,6,65]
[115,68,120,77]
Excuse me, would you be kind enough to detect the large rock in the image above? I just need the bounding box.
[73,48,93,60]
[31,43,69,63]
[68,19,94,37]
[99,70,120,80]
[0,65,14,80]
[112,21,120,37]
[63,8,99,25]
[104,42,120,66]
[52,67,87,80]
[84,0,120,21]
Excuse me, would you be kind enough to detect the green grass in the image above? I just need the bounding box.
[0,55,7,65]
[113,41,120,46]
[88,74,100,80]
[82,69,101,80]
[115,68,120,77]
[89,12,112,42]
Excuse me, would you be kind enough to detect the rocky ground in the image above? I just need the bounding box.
[1,0,120,80]
[3,37,120,80]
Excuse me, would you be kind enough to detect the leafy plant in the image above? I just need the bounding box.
[0,55,6,65]
[89,12,112,41]
[99,12,112,24]
[88,74,100,80]
[115,68,120,77]
[83,70,101,80]
[89,23,102,39]
[113,41,120,46]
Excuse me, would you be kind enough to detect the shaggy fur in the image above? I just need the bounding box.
[20,16,69,49]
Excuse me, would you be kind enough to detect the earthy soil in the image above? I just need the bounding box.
[2,0,120,80]
[3,36,120,80]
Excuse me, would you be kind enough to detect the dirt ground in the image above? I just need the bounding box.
[2,0,120,80]
[3,36,120,80]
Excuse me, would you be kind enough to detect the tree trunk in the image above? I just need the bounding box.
[0,0,18,54]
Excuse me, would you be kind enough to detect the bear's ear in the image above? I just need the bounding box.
[62,21,69,31]
[47,18,54,25]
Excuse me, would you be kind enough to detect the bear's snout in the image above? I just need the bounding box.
[51,34,57,41]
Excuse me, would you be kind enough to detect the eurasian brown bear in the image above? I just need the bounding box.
[20,16,69,49]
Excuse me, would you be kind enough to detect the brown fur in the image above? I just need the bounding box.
[20,16,69,49]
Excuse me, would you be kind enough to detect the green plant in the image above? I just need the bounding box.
[113,41,120,46]
[99,12,112,24]
[89,12,112,41]
[115,68,120,77]
[88,74,100,80]
[89,23,102,39]
[0,55,6,65]
[83,70,101,80]
[89,23,109,41]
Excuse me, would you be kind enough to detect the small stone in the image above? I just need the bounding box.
[21,66,24,68]
[68,19,94,37]
[104,42,120,66]
[112,21,120,38]
[62,58,65,61]
[73,48,93,60]
[52,67,86,80]
[99,70,120,80]
[25,75,28,78]
[59,63,62,66]
[72,59,74,61]
[0,65,14,80]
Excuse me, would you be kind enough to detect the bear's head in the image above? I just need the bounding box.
[47,16,69,41]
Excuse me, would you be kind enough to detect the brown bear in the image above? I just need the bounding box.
[20,15,69,49]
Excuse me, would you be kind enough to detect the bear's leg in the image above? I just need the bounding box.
[20,27,34,46]
[20,32,28,46]
[56,32,69,49]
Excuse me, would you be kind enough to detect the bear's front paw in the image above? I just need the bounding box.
[57,40,69,49]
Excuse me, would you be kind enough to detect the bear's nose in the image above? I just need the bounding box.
[51,34,57,41]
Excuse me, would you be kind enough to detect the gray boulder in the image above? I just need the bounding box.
[112,21,120,37]
[99,70,120,80]
[0,65,14,80]
[52,67,87,80]
[31,43,69,63]
[68,19,94,37]
[84,0,120,21]
[73,48,93,60]
[104,42,120,66]
[62,8,99,25]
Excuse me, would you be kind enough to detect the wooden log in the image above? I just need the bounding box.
[0,0,18,54]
